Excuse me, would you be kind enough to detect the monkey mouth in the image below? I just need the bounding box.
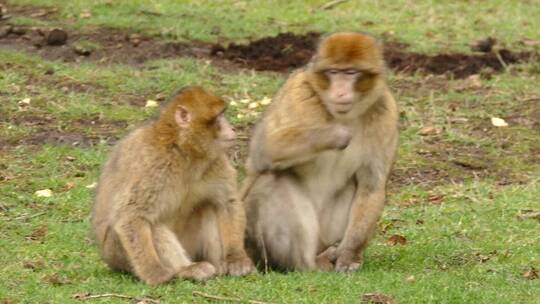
[334,108,351,115]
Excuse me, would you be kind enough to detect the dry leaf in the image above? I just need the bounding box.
[85,182,97,189]
[145,100,159,108]
[229,101,238,107]
[239,98,250,104]
[64,182,75,190]
[18,97,31,106]
[361,293,395,304]
[521,38,540,47]
[26,225,48,241]
[523,267,538,280]
[405,275,415,282]
[43,272,71,285]
[22,260,44,270]
[35,189,53,197]
[387,234,407,246]
[248,102,259,109]
[418,126,441,136]
[427,194,444,204]
[449,117,468,124]
[260,96,271,105]
[236,113,244,119]
[491,117,508,127]
[466,74,482,88]
[517,209,540,221]
[79,11,92,18]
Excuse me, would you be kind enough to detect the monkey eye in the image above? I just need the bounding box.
[344,69,361,75]
[325,69,340,75]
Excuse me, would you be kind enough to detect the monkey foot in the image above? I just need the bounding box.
[140,268,176,285]
[178,262,216,281]
[333,248,363,272]
[316,246,338,271]
[227,256,256,276]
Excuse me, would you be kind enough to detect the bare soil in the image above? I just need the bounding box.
[0,4,537,78]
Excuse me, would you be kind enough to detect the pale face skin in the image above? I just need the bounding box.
[215,114,236,150]
[319,69,363,117]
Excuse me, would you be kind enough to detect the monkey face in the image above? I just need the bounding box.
[318,68,362,116]
[213,114,236,150]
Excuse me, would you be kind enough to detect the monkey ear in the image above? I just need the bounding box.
[174,105,191,128]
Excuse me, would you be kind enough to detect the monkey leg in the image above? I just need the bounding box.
[152,225,216,281]
[318,181,356,249]
[245,174,319,271]
[113,218,175,285]
[176,205,223,277]
[100,226,132,273]
[152,225,191,272]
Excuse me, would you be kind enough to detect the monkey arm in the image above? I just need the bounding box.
[252,124,350,171]
[335,187,386,272]
[335,142,396,272]
[216,198,255,275]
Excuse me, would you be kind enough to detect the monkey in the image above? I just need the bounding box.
[242,32,399,272]
[91,87,255,285]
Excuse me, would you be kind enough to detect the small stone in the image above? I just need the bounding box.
[11,27,26,36]
[73,45,91,56]
[0,25,12,38]
[470,37,497,53]
[46,28,68,46]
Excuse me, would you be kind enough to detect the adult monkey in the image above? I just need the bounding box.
[242,32,398,272]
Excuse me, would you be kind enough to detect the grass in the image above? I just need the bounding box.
[1,0,539,303]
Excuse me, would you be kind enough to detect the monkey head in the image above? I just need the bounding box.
[157,87,236,154]
[308,32,387,120]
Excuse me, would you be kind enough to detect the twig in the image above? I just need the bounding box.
[139,10,163,16]
[320,0,351,10]
[73,293,159,303]
[192,291,273,304]
[12,212,46,221]
[494,50,508,70]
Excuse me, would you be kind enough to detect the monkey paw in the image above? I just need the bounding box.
[140,268,175,285]
[330,125,352,150]
[227,256,256,276]
[316,246,338,272]
[334,252,362,273]
[178,262,216,281]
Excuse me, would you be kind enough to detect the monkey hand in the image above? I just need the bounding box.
[177,262,216,281]
[315,246,338,271]
[334,249,363,273]
[226,255,256,276]
[328,124,352,150]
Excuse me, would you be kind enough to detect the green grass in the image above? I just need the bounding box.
[1,1,539,303]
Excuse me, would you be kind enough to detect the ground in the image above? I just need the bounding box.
[0,1,539,303]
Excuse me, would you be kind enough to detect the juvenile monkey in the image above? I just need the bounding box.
[243,32,398,272]
[91,87,255,285]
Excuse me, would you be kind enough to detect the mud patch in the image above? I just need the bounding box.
[211,32,537,77]
[1,7,536,78]
[389,141,528,189]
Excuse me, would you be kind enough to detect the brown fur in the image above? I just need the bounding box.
[91,87,254,285]
[243,32,398,272]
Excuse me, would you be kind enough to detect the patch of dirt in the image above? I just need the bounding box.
[1,4,537,77]
[389,141,528,189]
[211,32,537,78]
[18,129,116,147]
[1,114,128,150]
[210,32,320,72]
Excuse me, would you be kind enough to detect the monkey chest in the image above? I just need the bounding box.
[298,137,365,203]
